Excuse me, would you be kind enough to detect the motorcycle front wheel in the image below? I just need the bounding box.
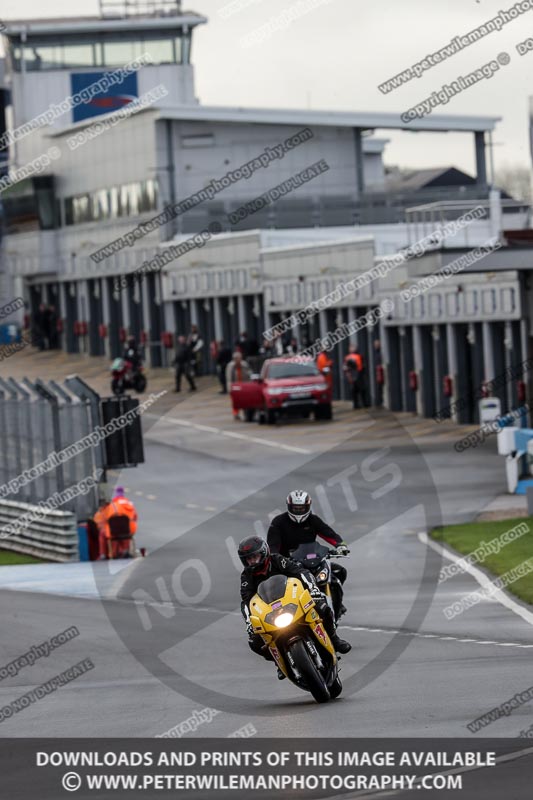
[288,638,330,703]
[111,378,124,396]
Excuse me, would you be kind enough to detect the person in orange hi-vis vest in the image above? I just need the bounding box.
[316,350,334,392]
[100,487,138,559]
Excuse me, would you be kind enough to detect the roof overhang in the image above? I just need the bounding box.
[2,14,207,36]
[156,105,500,133]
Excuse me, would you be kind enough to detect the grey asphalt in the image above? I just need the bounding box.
[1,401,533,747]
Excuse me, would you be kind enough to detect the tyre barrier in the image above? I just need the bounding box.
[0,500,79,562]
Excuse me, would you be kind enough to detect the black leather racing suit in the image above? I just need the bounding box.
[240,553,337,658]
[267,512,347,585]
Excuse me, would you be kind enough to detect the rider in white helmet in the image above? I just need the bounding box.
[268,490,349,613]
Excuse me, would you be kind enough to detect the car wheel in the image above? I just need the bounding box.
[315,403,332,421]
[244,409,255,423]
[266,409,277,425]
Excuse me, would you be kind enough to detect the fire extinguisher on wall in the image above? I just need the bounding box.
[517,380,526,404]
[443,375,453,397]
[376,364,385,385]
[409,370,418,392]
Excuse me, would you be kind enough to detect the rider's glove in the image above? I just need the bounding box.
[337,543,349,556]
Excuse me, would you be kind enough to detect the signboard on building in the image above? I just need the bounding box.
[70,72,138,123]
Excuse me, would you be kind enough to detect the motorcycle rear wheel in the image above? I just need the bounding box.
[111,378,124,396]
[133,374,147,393]
[288,638,330,703]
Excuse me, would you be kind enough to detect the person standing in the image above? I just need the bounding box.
[173,335,196,392]
[373,339,383,407]
[317,349,334,393]
[235,331,250,358]
[187,325,204,376]
[33,303,48,351]
[216,339,233,394]
[47,305,59,349]
[343,345,364,409]
[226,351,252,419]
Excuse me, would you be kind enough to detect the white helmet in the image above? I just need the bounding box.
[287,490,312,523]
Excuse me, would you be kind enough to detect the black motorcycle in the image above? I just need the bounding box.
[290,541,349,622]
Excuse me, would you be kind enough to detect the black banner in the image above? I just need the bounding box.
[1,738,532,798]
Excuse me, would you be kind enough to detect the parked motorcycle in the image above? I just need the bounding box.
[290,542,349,622]
[249,573,342,703]
[110,358,147,395]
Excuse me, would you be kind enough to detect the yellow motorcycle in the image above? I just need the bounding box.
[249,573,342,703]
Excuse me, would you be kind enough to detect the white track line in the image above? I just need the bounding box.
[419,531,533,627]
[145,414,311,454]
[342,625,533,649]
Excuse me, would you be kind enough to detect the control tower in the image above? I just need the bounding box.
[2,0,206,163]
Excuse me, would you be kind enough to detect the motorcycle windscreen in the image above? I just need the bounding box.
[111,358,124,371]
[257,574,288,604]
[290,541,330,568]
[230,381,263,410]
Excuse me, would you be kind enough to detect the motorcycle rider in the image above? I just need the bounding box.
[123,335,143,372]
[238,535,351,678]
[267,490,349,589]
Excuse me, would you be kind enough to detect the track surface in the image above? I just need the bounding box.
[1,384,532,741]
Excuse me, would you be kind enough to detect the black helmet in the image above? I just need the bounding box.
[287,489,312,523]
[238,536,271,575]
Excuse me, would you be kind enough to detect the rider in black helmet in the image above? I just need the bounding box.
[123,335,142,371]
[238,535,351,675]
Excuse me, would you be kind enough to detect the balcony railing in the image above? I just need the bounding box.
[98,0,182,18]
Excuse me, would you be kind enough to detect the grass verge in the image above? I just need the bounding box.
[430,516,533,605]
[0,549,46,566]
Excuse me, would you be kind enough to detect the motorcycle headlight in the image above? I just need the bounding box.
[317,570,328,582]
[274,612,295,628]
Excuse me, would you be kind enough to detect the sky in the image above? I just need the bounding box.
[1,0,532,179]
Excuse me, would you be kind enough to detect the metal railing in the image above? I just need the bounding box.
[0,376,103,522]
[99,0,182,17]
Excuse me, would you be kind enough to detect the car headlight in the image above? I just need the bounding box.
[265,387,286,396]
[317,570,328,582]
[274,612,295,628]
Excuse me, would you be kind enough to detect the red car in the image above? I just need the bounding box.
[231,357,333,424]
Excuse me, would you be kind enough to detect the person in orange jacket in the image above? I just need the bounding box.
[316,350,334,392]
[97,487,138,559]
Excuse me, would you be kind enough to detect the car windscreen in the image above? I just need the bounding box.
[266,362,320,380]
